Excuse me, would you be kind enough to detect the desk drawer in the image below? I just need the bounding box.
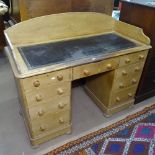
[73,58,119,80]
[73,62,100,80]
[27,96,70,120]
[99,57,119,72]
[110,86,137,107]
[24,83,71,107]
[119,50,148,67]
[30,110,70,137]
[113,62,144,90]
[22,68,72,92]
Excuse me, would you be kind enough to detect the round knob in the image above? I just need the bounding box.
[106,64,112,69]
[122,70,127,76]
[139,55,144,60]
[59,117,64,124]
[116,97,121,102]
[36,94,42,102]
[125,58,131,64]
[135,67,140,72]
[39,125,46,131]
[58,103,65,109]
[33,80,40,87]
[132,78,137,84]
[128,93,133,97]
[83,70,90,76]
[38,109,44,116]
[119,83,125,89]
[57,88,64,95]
[57,75,63,81]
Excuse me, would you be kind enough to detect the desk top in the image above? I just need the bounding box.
[4,12,151,78]
[19,33,138,70]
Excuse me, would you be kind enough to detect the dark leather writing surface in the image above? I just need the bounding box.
[18,33,138,69]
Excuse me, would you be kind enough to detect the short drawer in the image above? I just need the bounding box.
[27,96,70,120]
[73,57,119,80]
[30,110,71,137]
[98,57,119,72]
[113,62,144,90]
[24,83,71,107]
[73,62,100,80]
[21,68,72,92]
[119,50,148,67]
[110,86,137,107]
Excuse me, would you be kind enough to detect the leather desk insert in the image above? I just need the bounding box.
[18,33,137,69]
[4,13,151,146]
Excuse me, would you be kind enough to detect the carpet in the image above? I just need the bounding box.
[47,104,155,155]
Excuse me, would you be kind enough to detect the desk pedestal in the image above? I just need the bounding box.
[85,51,147,116]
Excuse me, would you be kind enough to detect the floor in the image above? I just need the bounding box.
[0,49,155,155]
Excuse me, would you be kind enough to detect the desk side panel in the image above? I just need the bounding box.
[114,20,150,45]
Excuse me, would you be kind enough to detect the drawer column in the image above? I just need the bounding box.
[18,69,72,146]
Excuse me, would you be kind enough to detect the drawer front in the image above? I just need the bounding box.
[73,57,119,80]
[113,62,144,90]
[30,110,71,137]
[22,68,72,92]
[73,62,100,80]
[119,50,148,67]
[24,83,71,107]
[110,86,137,107]
[27,96,70,120]
[99,57,119,72]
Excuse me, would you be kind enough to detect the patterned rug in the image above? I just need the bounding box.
[47,104,155,155]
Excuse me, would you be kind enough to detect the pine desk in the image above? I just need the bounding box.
[4,13,151,145]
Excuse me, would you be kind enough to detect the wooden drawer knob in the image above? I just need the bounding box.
[33,80,40,87]
[59,117,65,124]
[58,103,65,109]
[116,97,121,102]
[125,58,131,64]
[132,78,137,84]
[135,67,140,72]
[38,109,44,116]
[57,88,64,95]
[119,83,125,89]
[139,55,144,60]
[57,75,63,81]
[122,70,127,76]
[106,64,112,69]
[128,93,133,97]
[83,70,90,76]
[39,125,46,131]
[36,94,42,102]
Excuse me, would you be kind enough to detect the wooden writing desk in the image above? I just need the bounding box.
[4,13,151,145]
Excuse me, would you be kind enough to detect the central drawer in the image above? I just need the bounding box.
[73,57,119,80]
